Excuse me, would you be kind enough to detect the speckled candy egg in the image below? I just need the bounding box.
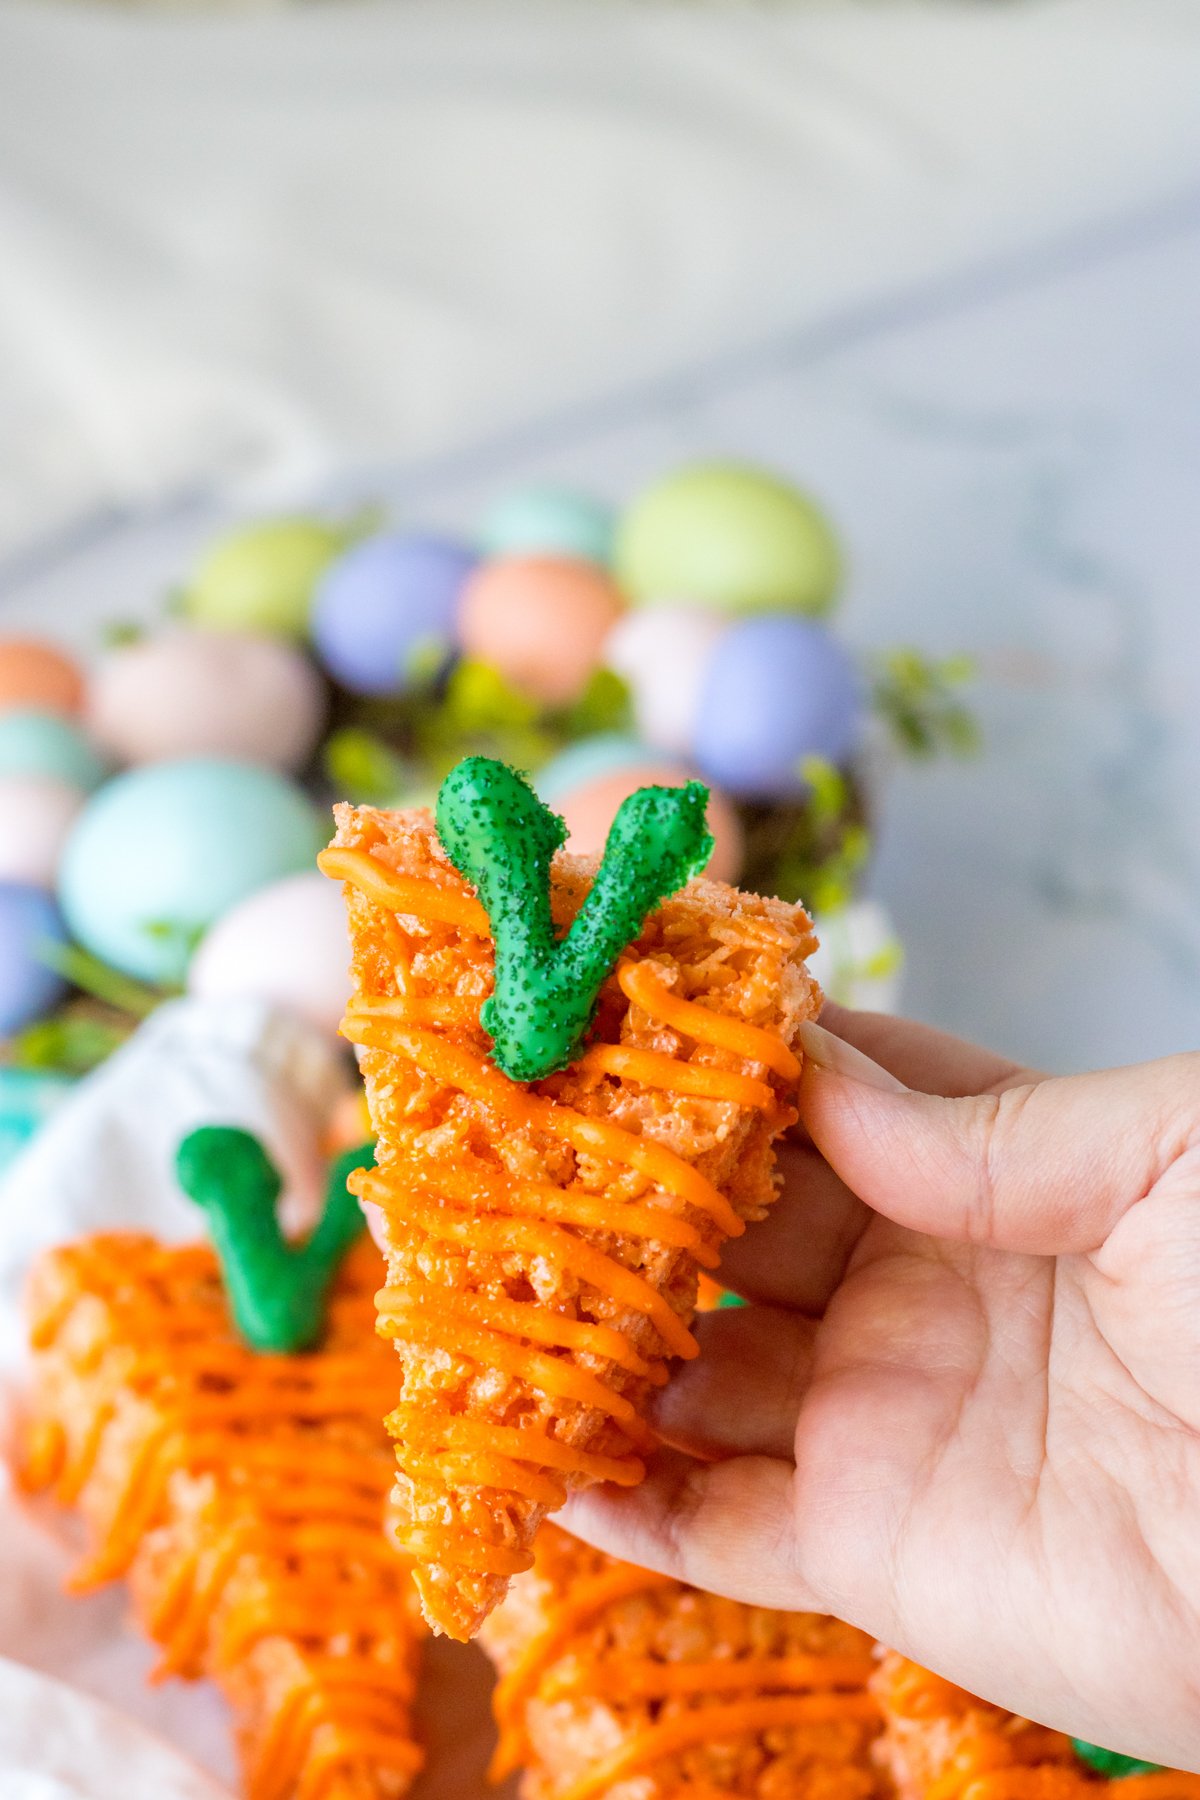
[0,776,86,887]
[604,605,728,757]
[88,628,325,773]
[0,710,105,792]
[0,882,67,1034]
[184,517,349,638]
[188,871,351,1036]
[458,555,623,706]
[0,640,85,718]
[311,534,476,696]
[58,758,325,985]
[614,462,841,618]
[693,616,863,799]
[480,486,615,566]
[537,735,742,882]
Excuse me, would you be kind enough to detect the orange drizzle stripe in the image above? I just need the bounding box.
[556,1692,880,1800]
[489,1565,676,1778]
[577,1043,776,1111]
[317,847,489,935]
[542,1651,878,1703]
[376,1303,639,1426]
[403,1530,533,1576]
[620,958,802,1082]
[291,1726,424,1800]
[385,1406,643,1487]
[374,1286,667,1386]
[435,1453,567,1507]
[359,1179,699,1362]
[429,1159,721,1267]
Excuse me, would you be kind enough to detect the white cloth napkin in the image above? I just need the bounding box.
[1,0,1198,567]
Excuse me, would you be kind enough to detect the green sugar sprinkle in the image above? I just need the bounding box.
[436,755,713,1082]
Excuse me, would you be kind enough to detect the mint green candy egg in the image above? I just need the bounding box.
[184,518,350,638]
[0,710,105,792]
[58,758,325,984]
[481,486,615,566]
[614,462,841,617]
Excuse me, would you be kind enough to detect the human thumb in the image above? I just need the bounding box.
[797,1019,1200,1255]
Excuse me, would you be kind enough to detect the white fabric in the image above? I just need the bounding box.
[1,0,1199,566]
[0,1656,230,1800]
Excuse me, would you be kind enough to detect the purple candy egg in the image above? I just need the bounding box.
[311,534,477,696]
[0,881,67,1035]
[693,616,863,798]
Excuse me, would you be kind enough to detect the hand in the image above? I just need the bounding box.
[562,1008,1200,1770]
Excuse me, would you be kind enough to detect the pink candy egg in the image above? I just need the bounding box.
[556,763,743,884]
[188,872,351,1037]
[457,555,623,705]
[0,775,85,888]
[87,628,326,773]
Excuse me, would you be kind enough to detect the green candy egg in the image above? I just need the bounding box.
[614,462,841,618]
[184,517,350,639]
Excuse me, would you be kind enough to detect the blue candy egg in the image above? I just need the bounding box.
[480,486,615,567]
[0,882,68,1035]
[0,710,105,793]
[311,534,477,696]
[58,758,325,985]
[693,617,863,798]
[535,735,653,803]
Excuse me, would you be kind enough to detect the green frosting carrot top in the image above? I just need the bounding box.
[175,1127,374,1353]
[435,756,714,1082]
[1071,1742,1163,1779]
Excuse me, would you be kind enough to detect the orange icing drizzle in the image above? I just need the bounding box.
[556,1693,880,1800]
[24,1236,423,1800]
[489,1564,676,1778]
[332,854,804,1588]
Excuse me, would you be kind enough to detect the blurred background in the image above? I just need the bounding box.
[0,0,1198,1081]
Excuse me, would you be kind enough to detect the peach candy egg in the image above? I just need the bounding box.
[0,775,85,888]
[548,757,742,883]
[457,555,623,706]
[87,628,326,773]
[0,640,84,718]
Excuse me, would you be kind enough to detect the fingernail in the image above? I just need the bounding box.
[798,1020,907,1093]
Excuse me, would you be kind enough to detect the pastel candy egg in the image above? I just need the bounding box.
[0,775,86,887]
[184,517,349,638]
[538,739,742,883]
[88,628,325,773]
[604,606,728,756]
[480,486,615,566]
[188,872,350,1036]
[615,462,841,618]
[0,882,68,1034]
[0,710,105,792]
[0,640,85,718]
[694,617,863,799]
[458,555,623,706]
[312,534,477,696]
[58,758,325,985]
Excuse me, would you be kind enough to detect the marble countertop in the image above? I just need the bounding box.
[5,188,1196,1077]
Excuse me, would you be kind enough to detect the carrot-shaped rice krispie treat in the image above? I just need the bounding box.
[21,1131,425,1800]
[320,758,821,1641]
[478,1523,884,1800]
[871,1654,1200,1800]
